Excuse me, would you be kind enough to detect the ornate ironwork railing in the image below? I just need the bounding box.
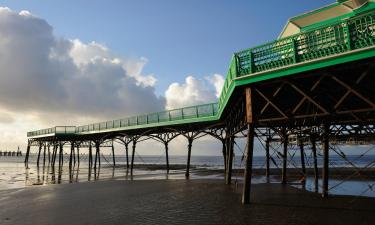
[218,11,375,108]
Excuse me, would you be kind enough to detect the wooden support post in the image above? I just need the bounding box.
[299,141,306,184]
[226,137,234,184]
[265,137,270,178]
[322,124,330,198]
[125,143,129,169]
[24,144,31,166]
[242,87,255,204]
[131,140,136,174]
[165,142,170,173]
[311,135,319,192]
[222,139,227,175]
[185,138,193,178]
[111,144,116,167]
[242,124,255,204]
[282,128,288,184]
[37,143,42,167]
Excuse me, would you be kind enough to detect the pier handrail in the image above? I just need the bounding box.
[218,11,375,109]
[27,126,76,137]
[75,102,218,134]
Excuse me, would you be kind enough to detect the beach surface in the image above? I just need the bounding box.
[0,179,374,225]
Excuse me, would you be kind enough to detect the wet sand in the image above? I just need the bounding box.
[0,179,374,225]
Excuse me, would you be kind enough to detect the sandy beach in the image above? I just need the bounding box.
[0,179,374,225]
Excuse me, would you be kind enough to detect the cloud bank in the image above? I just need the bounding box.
[0,7,165,126]
[0,7,224,152]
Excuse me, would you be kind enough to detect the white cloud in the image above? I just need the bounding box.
[69,39,157,87]
[165,74,224,109]
[207,73,225,98]
[0,8,166,149]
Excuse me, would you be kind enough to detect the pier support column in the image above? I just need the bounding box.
[43,144,46,166]
[281,128,288,184]
[226,136,234,184]
[125,143,129,169]
[69,142,74,169]
[73,145,76,165]
[48,145,51,165]
[322,124,330,198]
[242,124,255,204]
[51,144,57,167]
[242,87,255,204]
[165,142,170,173]
[89,142,93,168]
[265,137,270,179]
[130,140,136,174]
[222,139,227,175]
[311,135,319,192]
[111,143,116,167]
[299,141,306,185]
[58,142,64,169]
[94,142,100,169]
[37,143,42,167]
[24,144,31,166]
[77,146,80,165]
[185,138,193,178]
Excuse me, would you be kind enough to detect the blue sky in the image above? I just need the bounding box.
[3,0,333,95]
[0,0,337,153]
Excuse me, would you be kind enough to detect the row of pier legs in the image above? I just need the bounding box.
[24,124,330,205]
[239,88,331,203]
[26,142,85,171]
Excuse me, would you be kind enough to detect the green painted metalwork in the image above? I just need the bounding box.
[27,126,76,138]
[218,11,375,109]
[27,9,375,138]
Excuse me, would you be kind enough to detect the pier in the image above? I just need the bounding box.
[25,0,375,204]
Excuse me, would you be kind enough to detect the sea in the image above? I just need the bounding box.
[0,153,374,198]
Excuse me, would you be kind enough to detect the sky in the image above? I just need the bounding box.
[0,0,334,155]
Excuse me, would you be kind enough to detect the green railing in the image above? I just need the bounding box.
[75,102,218,133]
[27,126,76,137]
[27,103,218,137]
[218,11,375,108]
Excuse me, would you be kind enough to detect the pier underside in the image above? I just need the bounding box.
[25,56,375,204]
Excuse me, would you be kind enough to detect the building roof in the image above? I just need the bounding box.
[279,0,375,38]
